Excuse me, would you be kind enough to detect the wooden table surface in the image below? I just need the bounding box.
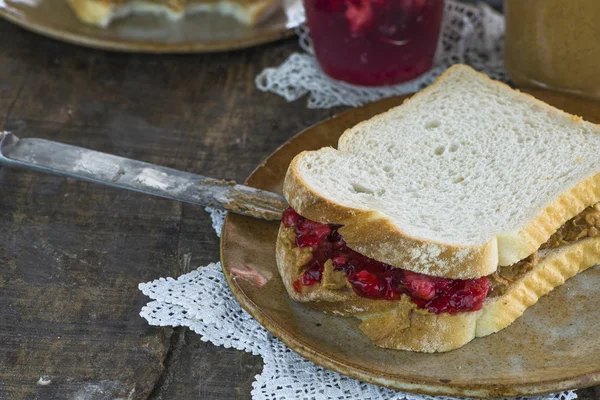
[0,19,598,400]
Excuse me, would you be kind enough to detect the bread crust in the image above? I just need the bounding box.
[283,65,600,279]
[497,173,600,266]
[276,223,600,352]
[284,163,498,279]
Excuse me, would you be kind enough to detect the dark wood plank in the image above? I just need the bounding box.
[579,387,600,400]
[146,329,263,400]
[0,19,337,400]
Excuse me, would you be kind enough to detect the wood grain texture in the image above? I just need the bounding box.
[0,19,337,400]
[0,15,597,400]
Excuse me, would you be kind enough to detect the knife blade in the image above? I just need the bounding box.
[0,132,288,221]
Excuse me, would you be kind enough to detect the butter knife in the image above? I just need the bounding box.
[0,132,288,220]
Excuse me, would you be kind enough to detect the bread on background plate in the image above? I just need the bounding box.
[67,0,281,27]
[277,65,600,352]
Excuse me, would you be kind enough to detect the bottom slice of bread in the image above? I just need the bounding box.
[276,224,600,353]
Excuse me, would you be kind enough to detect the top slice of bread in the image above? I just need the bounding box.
[283,65,600,279]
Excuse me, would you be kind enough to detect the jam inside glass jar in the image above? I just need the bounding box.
[304,0,445,86]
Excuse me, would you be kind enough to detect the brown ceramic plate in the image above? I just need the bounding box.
[221,90,600,398]
[0,0,302,52]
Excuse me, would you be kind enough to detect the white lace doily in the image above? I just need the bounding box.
[255,0,506,108]
[139,207,578,400]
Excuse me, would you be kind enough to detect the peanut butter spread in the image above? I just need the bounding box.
[322,260,350,290]
[293,247,313,273]
[490,202,600,297]
[543,203,600,248]
[489,253,538,297]
[280,227,313,274]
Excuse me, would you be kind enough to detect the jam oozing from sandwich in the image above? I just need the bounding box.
[282,207,491,314]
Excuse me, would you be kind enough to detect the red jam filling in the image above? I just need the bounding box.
[282,207,491,314]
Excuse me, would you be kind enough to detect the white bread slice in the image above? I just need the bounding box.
[67,0,280,27]
[276,223,600,352]
[283,65,600,279]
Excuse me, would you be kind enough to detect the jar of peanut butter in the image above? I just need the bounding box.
[504,0,600,100]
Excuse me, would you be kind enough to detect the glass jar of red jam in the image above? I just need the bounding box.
[303,0,445,86]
